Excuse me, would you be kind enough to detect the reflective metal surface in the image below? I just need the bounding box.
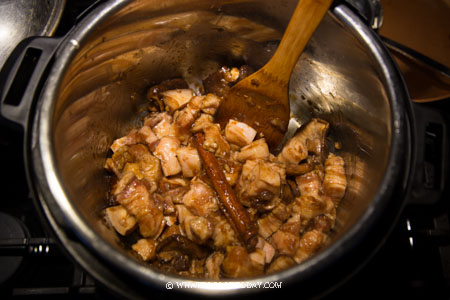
[29,0,409,297]
[0,0,65,70]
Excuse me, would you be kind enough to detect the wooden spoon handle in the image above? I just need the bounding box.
[264,0,333,80]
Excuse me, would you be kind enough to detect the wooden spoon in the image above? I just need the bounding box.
[215,0,333,150]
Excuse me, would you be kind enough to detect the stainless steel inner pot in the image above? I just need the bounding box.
[29,0,409,296]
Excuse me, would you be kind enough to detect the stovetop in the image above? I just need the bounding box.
[0,0,449,299]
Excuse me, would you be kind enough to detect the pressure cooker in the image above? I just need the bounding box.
[0,0,448,298]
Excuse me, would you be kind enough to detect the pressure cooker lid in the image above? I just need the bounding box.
[0,0,65,69]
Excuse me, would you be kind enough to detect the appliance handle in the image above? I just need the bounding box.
[0,37,61,128]
[407,102,449,206]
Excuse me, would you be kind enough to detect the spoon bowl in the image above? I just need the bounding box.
[215,0,333,150]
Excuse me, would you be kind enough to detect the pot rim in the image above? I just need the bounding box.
[30,0,411,296]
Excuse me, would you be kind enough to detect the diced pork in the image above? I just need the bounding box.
[266,255,296,274]
[295,170,322,199]
[235,139,270,162]
[153,137,182,176]
[105,205,137,236]
[176,205,214,244]
[128,144,162,193]
[183,215,214,244]
[105,145,134,178]
[200,93,221,115]
[116,179,165,238]
[176,147,201,177]
[323,153,347,205]
[257,202,291,238]
[269,230,300,256]
[277,118,329,165]
[144,112,172,128]
[110,129,138,153]
[203,124,230,157]
[248,249,265,273]
[205,251,225,280]
[224,119,257,147]
[237,159,285,211]
[293,229,326,264]
[182,181,219,216]
[132,239,157,261]
[255,236,276,264]
[212,215,239,248]
[191,114,214,133]
[153,116,177,139]
[292,195,325,230]
[137,125,159,151]
[161,89,193,111]
[222,246,261,278]
[112,171,135,198]
[173,96,203,143]
[279,214,301,236]
[217,156,242,187]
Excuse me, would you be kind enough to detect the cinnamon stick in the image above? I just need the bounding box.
[193,133,257,249]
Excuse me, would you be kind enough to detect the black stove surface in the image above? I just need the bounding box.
[0,1,449,299]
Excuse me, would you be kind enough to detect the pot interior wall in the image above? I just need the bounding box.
[52,0,391,265]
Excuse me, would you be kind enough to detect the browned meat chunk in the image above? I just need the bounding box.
[132,238,157,261]
[255,236,276,264]
[293,195,326,230]
[217,156,242,187]
[128,144,162,193]
[296,170,323,199]
[237,159,286,211]
[176,204,214,244]
[137,125,159,152]
[222,246,262,278]
[257,202,291,238]
[173,95,202,143]
[176,146,201,178]
[234,138,270,162]
[293,229,326,264]
[184,216,214,244]
[117,179,164,238]
[191,113,214,133]
[105,205,137,236]
[200,93,221,115]
[202,124,230,157]
[266,255,296,274]
[153,136,182,176]
[269,230,300,256]
[212,215,239,248]
[182,180,219,217]
[205,251,225,280]
[104,145,135,177]
[224,119,257,147]
[323,153,347,205]
[111,164,137,196]
[277,118,329,165]
[248,249,265,273]
[146,78,189,111]
[110,129,138,153]
[161,89,193,112]
[144,112,172,128]
[279,214,301,236]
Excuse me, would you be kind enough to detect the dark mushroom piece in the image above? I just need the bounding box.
[156,234,209,259]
